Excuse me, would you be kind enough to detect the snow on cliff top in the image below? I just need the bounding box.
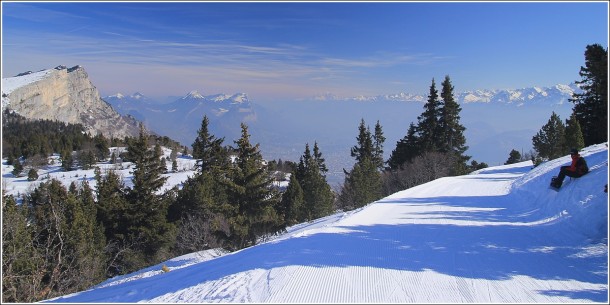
[2,69,54,109]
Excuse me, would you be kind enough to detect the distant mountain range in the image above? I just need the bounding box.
[103,90,256,149]
[102,82,577,185]
[2,65,579,185]
[311,83,579,106]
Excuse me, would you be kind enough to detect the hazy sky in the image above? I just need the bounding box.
[2,1,608,101]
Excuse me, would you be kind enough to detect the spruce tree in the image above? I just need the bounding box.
[279,172,304,227]
[2,195,43,302]
[340,119,383,210]
[373,120,386,170]
[505,149,522,165]
[313,141,328,176]
[417,78,442,152]
[93,134,109,161]
[296,143,313,183]
[61,150,73,171]
[27,168,38,181]
[126,126,174,268]
[439,75,469,174]
[192,115,227,172]
[11,158,23,177]
[225,123,280,250]
[295,143,334,222]
[350,119,374,164]
[65,181,106,292]
[94,167,134,277]
[570,43,608,146]
[170,168,231,254]
[532,112,566,160]
[387,123,421,170]
[339,157,381,210]
[564,114,585,151]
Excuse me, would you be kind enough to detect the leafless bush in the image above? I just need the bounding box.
[382,151,457,196]
[174,213,225,255]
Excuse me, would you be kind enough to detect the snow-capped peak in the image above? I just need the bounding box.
[183,90,204,100]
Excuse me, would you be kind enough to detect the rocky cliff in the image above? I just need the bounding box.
[2,65,140,139]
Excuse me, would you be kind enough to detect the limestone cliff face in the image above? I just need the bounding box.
[2,65,140,139]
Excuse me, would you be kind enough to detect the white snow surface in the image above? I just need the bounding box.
[24,143,609,303]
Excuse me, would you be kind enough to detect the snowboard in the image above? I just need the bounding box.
[549,176,561,191]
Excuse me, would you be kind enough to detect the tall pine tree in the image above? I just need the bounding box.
[417,78,442,152]
[279,172,304,227]
[439,75,469,174]
[570,43,608,146]
[373,120,386,170]
[191,115,227,172]
[340,119,383,210]
[313,141,328,176]
[295,143,334,222]
[224,123,281,250]
[125,125,175,268]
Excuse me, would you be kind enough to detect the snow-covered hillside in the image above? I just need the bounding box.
[1,147,199,200]
[41,143,608,303]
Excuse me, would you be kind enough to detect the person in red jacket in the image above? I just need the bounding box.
[551,148,589,189]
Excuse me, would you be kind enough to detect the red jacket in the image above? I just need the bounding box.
[568,154,589,175]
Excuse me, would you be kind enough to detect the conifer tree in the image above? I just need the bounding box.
[27,179,106,299]
[296,143,313,183]
[350,119,375,163]
[340,119,383,210]
[570,43,608,146]
[417,78,442,152]
[505,149,522,165]
[532,111,566,160]
[11,158,23,177]
[170,167,231,254]
[65,181,106,291]
[172,117,232,253]
[192,115,227,172]
[279,172,304,227]
[93,134,109,161]
[313,141,328,175]
[61,150,73,171]
[295,143,334,222]
[387,123,420,170]
[2,195,43,303]
[439,75,470,174]
[126,126,175,268]
[339,157,381,210]
[564,114,585,151]
[27,168,39,181]
[225,123,280,250]
[373,120,386,170]
[94,167,133,276]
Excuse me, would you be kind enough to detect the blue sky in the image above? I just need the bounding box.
[2,1,608,101]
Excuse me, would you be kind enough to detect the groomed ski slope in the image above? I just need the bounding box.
[46,143,608,303]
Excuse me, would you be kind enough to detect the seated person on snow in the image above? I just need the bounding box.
[551,148,589,189]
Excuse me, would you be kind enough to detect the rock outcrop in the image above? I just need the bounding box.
[2,65,140,139]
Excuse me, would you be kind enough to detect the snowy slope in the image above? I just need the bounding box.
[41,143,608,303]
[1,147,199,201]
